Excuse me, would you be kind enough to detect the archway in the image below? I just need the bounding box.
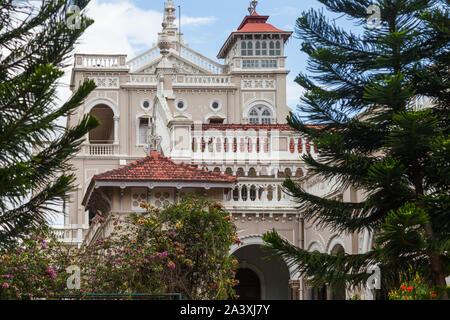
[88,104,115,144]
[235,268,261,300]
[232,244,291,300]
[328,244,346,300]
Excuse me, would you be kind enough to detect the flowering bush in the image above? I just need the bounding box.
[0,231,73,299]
[388,271,449,300]
[71,196,240,299]
[0,196,240,300]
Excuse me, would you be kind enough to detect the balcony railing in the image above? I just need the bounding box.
[81,143,119,156]
[74,54,128,69]
[180,45,224,74]
[51,227,84,245]
[126,47,160,72]
[174,75,233,87]
[186,134,316,163]
[222,182,294,207]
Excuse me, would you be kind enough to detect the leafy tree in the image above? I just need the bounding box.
[72,196,240,300]
[263,0,449,299]
[0,0,99,247]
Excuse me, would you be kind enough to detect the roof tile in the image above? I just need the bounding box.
[93,151,237,183]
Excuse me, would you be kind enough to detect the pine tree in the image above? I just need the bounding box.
[263,0,449,299]
[0,1,99,247]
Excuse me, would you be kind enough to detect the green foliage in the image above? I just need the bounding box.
[388,268,449,300]
[263,0,449,298]
[0,230,72,299]
[0,197,240,300]
[0,0,98,247]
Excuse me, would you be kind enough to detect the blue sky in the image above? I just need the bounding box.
[68,0,360,110]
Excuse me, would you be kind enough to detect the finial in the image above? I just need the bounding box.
[248,0,258,15]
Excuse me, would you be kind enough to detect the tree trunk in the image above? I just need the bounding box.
[424,223,448,300]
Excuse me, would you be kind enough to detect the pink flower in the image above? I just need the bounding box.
[168,261,176,269]
[2,283,9,289]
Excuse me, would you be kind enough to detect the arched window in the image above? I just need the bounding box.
[275,41,281,55]
[248,106,273,124]
[255,41,261,55]
[89,104,114,144]
[247,41,253,56]
[269,41,275,56]
[241,41,247,56]
[261,41,267,55]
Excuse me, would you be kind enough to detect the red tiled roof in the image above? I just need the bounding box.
[93,151,237,183]
[217,12,292,59]
[237,13,286,33]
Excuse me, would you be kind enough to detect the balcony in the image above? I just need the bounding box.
[74,54,128,69]
[81,143,119,156]
[51,227,85,246]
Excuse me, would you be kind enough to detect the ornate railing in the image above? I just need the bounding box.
[180,45,224,74]
[188,133,315,163]
[126,47,160,72]
[129,75,158,84]
[223,182,294,207]
[174,75,233,86]
[82,144,119,156]
[74,54,127,69]
[51,227,84,245]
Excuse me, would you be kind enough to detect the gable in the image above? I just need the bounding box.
[134,52,212,75]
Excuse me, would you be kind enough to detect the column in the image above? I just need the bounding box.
[302,138,307,155]
[113,116,120,145]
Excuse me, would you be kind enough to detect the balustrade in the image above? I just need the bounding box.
[75,54,127,69]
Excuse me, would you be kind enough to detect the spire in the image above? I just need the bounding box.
[162,0,176,31]
[248,0,258,15]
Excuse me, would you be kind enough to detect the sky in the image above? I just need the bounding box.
[59,0,359,110]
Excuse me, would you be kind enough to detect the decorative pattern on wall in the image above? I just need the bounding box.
[241,79,276,90]
[131,188,148,211]
[88,76,120,89]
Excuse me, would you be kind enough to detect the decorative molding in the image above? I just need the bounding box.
[241,79,276,90]
[87,76,120,89]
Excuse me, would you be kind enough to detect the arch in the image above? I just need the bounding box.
[243,101,276,122]
[88,104,115,144]
[307,241,325,253]
[295,168,304,178]
[236,167,246,177]
[85,99,120,117]
[230,235,299,279]
[204,112,227,124]
[248,167,257,177]
[326,235,347,254]
[235,263,265,300]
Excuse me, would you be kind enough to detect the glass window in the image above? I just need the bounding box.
[241,41,247,56]
[248,106,273,124]
[255,41,261,55]
[262,41,267,55]
[243,60,259,68]
[269,41,275,56]
[261,60,277,68]
[247,41,253,56]
[276,41,281,55]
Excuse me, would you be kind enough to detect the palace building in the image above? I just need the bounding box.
[55,1,375,300]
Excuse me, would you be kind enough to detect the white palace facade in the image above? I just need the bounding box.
[55,1,375,300]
